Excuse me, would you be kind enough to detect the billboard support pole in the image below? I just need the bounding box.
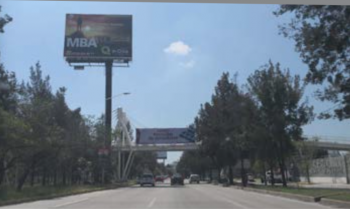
[106,60,113,147]
[103,60,113,184]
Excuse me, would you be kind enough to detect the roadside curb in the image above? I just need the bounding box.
[230,185,316,202]
[0,183,132,207]
[225,185,350,208]
[320,198,350,209]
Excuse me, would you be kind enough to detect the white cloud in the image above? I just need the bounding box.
[164,41,192,56]
[179,60,196,69]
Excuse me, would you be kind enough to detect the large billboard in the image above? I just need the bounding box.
[136,128,195,144]
[64,14,132,62]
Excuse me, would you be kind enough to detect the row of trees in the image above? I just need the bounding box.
[0,9,165,191]
[190,62,313,187]
[0,61,165,191]
[179,5,350,187]
[0,62,107,190]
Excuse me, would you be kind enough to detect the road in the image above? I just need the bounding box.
[1,182,334,209]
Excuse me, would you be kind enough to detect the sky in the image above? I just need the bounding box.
[1,1,350,164]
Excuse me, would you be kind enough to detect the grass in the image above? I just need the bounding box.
[251,185,350,202]
[0,182,132,206]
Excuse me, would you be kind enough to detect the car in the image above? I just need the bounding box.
[247,173,255,182]
[171,173,184,186]
[139,173,155,187]
[205,177,211,183]
[189,174,200,184]
[265,170,291,184]
[155,175,164,182]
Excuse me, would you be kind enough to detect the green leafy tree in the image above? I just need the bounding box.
[250,120,278,185]
[177,150,212,178]
[195,72,258,186]
[195,73,237,179]
[230,92,258,187]
[275,5,350,120]
[128,152,158,178]
[0,63,25,186]
[0,108,29,186]
[15,62,58,190]
[247,61,314,187]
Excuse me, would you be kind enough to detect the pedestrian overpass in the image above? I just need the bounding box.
[112,108,350,181]
[112,108,199,181]
[303,135,350,151]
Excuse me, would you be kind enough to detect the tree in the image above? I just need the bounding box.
[250,120,278,186]
[0,57,115,189]
[275,5,350,120]
[15,62,58,190]
[177,150,212,178]
[128,152,159,178]
[0,108,28,186]
[247,61,314,187]
[0,7,22,186]
[195,72,258,186]
[195,102,225,175]
[0,6,12,33]
[195,73,239,181]
[0,63,26,186]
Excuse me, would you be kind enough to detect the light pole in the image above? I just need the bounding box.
[102,91,131,184]
[105,92,131,145]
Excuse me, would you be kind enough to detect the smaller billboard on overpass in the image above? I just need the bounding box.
[136,128,195,144]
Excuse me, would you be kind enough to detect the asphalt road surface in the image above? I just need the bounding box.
[1,182,335,209]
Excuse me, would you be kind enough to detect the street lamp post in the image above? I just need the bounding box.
[101,91,131,184]
[105,92,131,145]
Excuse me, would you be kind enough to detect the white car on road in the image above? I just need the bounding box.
[139,173,155,187]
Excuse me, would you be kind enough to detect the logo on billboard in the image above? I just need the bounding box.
[66,38,97,48]
[179,126,195,143]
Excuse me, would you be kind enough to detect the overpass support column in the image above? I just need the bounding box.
[344,155,349,184]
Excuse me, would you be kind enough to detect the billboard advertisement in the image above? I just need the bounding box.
[136,128,195,144]
[64,14,132,61]
[156,151,167,159]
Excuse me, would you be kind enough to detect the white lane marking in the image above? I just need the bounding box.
[147,197,157,208]
[220,197,249,209]
[191,185,248,209]
[53,198,89,208]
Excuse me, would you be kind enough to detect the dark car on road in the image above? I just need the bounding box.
[171,173,184,185]
[189,174,200,184]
